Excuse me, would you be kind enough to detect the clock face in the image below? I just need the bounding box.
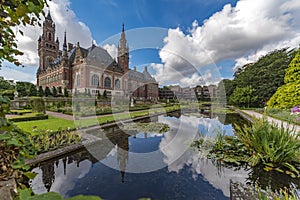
[46,56,54,67]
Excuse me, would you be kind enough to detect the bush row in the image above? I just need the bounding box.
[9,114,48,122]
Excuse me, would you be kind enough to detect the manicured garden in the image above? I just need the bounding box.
[14,104,181,133]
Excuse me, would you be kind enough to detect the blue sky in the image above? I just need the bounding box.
[1,0,300,86]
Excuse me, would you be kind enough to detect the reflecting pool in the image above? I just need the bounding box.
[29,112,271,199]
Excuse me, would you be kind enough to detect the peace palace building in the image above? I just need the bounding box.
[36,12,158,100]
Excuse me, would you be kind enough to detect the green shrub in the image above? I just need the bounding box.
[10,110,32,115]
[29,128,81,153]
[235,118,300,177]
[30,97,45,114]
[9,114,48,122]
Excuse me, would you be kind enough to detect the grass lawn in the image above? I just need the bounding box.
[15,105,181,133]
[15,116,75,132]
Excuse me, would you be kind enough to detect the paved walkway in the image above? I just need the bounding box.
[46,111,75,120]
[242,110,300,134]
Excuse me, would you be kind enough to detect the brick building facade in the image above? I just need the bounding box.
[36,12,158,100]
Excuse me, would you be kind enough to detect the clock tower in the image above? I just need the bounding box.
[37,11,60,72]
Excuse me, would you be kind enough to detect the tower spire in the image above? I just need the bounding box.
[119,23,128,54]
[46,10,52,21]
[63,31,67,51]
[118,23,129,72]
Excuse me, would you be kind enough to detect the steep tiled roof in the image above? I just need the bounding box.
[128,67,157,83]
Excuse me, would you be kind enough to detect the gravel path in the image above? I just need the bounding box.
[242,110,300,134]
[46,111,75,120]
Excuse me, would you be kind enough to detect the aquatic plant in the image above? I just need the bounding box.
[29,128,81,153]
[123,122,170,133]
[234,118,300,177]
[251,182,298,200]
[16,188,102,200]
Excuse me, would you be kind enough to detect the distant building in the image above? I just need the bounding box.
[159,85,196,101]
[36,12,158,100]
[194,85,218,100]
[158,88,175,100]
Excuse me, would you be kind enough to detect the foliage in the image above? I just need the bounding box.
[16,189,102,200]
[217,79,235,102]
[0,97,36,181]
[268,48,300,108]
[0,0,48,67]
[123,122,170,133]
[234,118,300,177]
[229,86,258,108]
[10,109,32,115]
[29,85,37,96]
[229,48,295,107]
[193,132,251,165]
[96,91,101,99]
[265,108,300,125]
[64,87,69,97]
[193,117,300,178]
[29,128,81,153]
[38,86,44,97]
[0,76,15,94]
[0,89,15,99]
[57,86,62,95]
[15,105,181,133]
[52,86,57,97]
[103,90,107,99]
[44,86,52,97]
[0,95,11,129]
[252,183,298,200]
[9,113,48,122]
[30,97,45,113]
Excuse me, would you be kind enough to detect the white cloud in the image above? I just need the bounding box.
[14,0,93,67]
[154,0,300,86]
[1,65,37,84]
[103,44,118,59]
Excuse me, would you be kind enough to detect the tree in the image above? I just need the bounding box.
[44,86,52,97]
[64,88,69,97]
[97,91,101,99]
[16,82,27,97]
[38,86,44,97]
[230,48,295,107]
[103,90,107,99]
[0,0,48,67]
[229,86,258,108]
[58,86,62,94]
[52,86,57,97]
[29,84,37,96]
[87,89,91,97]
[0,76,15,91]
[268,48,300,108]
[218,79,235,102]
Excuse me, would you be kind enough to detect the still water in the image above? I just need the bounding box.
[30,112,254,199]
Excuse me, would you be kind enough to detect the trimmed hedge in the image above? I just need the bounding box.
[10,110,32,115]
[9,114,48,122]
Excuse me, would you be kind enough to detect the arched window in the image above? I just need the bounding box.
[48,32,52,41]
[115,79,120,89]
[91,74,99,86]
[76,74,80,87]
[104,77,111,88]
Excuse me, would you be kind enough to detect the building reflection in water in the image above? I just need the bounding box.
[37,125,132,191]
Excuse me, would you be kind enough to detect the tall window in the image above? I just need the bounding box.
[76,74,80,87]
[91,74,99,86]
[104,77,111,88]
[115,79,120,89]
